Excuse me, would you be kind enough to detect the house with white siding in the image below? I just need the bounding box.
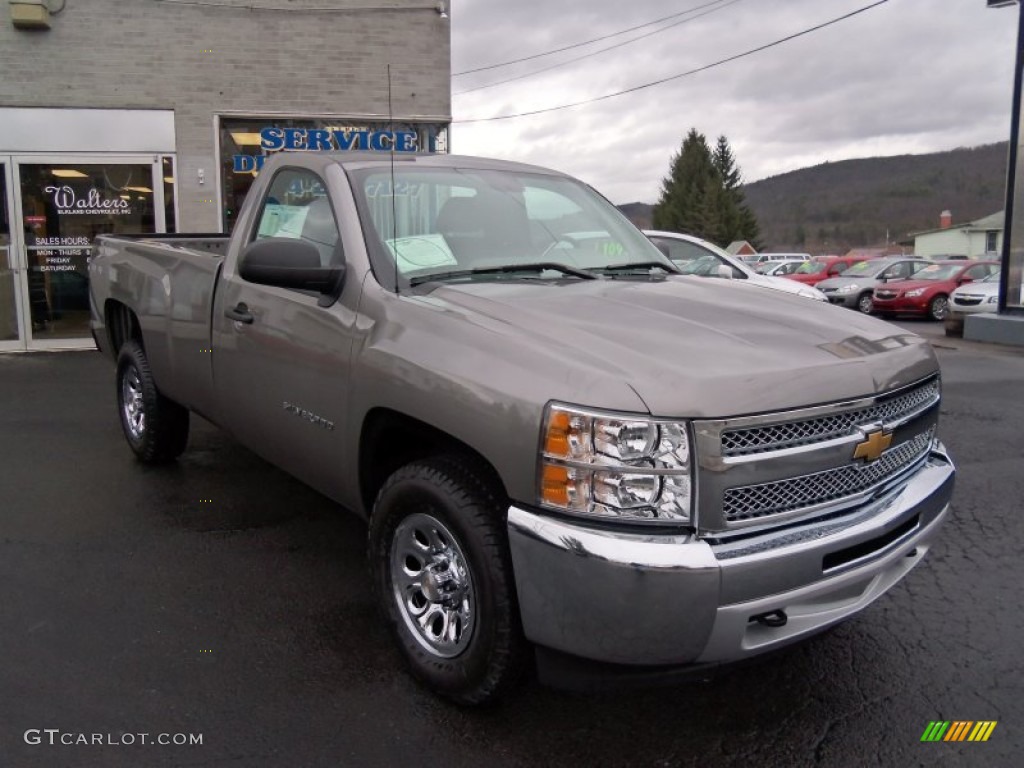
[908,210,1004,258]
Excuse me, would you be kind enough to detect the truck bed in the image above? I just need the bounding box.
[90,233,229,417]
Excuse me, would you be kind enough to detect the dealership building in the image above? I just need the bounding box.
[0,0,451,351]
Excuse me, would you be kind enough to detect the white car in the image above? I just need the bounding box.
[949,270,1001,316]
[750,252,811,265]
[756,259,805,276]
[644,230,826,301]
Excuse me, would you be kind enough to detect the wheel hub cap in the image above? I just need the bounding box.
[121,367,145,440]
[391,513,474,658]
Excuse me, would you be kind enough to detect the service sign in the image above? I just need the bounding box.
[232,127,420,173]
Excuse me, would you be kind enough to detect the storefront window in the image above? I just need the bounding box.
[19,163,157,340]
[162,156,177,233]
[1008,59,1024,310]
[219,116,449,233]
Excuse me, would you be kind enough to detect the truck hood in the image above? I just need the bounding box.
[413,276,938,418]
[748,273,826,300]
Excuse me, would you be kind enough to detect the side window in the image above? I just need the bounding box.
[252,168,340,267]
[888,262,912,279]
[649,237,713,263]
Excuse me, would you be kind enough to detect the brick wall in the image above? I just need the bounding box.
[0,0,451,230]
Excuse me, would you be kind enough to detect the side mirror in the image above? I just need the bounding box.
[716,264,734,280]
[959,277,974,284]
[239,238,345,307]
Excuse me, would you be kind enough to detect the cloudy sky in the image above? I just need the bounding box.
[448,0,1019,204]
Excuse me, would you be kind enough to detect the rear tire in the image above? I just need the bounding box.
[116,340,190,463]
[368,455,527,705]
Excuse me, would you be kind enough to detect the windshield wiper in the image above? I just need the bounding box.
[594,261,680,275]
[408,262,597,286]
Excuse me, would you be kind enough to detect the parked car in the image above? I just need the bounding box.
[644,231,826,301]
[784,255,876,287]
[945,269,1002,336]
[88,153,953,704]
[755,260,805,276]
[750,252,811,265]
[815,257,929,313]
[872,260,1000,321]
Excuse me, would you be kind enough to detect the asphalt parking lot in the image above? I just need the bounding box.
[1,320,1022,768]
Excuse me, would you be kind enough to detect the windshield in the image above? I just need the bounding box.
[913,264,963,281]
[841,260,883,277]
[795,261,829,275]
[674,253,728,276]
[982,270,1002,283]
[349,166,671,288]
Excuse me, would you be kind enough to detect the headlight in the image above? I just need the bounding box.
[905,288,927,298]
[539,404,692,525]
[987,295,998,303]
[835,283,858,294]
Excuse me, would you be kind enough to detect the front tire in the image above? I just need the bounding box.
[368,455,527,705]
[856,292,874,314]
[116,340,189,463]
[928,294,950,321]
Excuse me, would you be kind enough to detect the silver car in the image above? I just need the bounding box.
[816,257,928,313]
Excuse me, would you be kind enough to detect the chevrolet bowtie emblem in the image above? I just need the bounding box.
[853,428,893,462]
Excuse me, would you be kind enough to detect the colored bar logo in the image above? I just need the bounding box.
[921,721,997,742]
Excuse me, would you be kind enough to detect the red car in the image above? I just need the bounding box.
[784,255,874,287]
[871,260,999,320]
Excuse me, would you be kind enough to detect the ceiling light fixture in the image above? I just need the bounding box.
[229,132,264,147]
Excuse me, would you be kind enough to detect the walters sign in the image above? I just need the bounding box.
[44,185,131,216]
[232,127,420,173]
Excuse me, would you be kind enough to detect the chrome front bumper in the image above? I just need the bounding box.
[507,445,954,668]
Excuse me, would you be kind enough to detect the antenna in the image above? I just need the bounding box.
[388,64,399,295]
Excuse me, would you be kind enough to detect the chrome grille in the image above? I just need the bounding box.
[953,296,983,306]
[722,428,934,522]
[721,378,939,457]
[875,290,898,299]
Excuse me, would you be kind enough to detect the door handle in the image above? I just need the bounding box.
[225,302,254,324]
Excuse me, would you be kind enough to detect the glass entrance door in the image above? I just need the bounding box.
[1,161,24,348]
[11,156,165,349]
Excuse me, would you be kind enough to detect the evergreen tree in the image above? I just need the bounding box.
[652,129,717,237]
[712,135,761,250]
[653,129,762,250]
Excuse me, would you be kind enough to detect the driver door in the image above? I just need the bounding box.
[212,166,360,501]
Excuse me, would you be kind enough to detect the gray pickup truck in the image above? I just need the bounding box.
[89,152,955,704]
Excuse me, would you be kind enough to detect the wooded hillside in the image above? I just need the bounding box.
[620,142,1009,253]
